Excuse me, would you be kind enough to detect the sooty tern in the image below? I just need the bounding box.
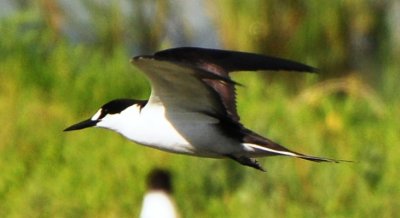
[65,47,338,171]
[140,169,179,218]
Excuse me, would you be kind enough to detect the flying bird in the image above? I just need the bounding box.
[64,47,338,171]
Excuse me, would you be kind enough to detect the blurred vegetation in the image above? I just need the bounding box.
[0,0,399,217]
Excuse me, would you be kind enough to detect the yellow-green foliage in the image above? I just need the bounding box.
[1,2,399,217]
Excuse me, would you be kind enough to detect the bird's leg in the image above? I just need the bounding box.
[227,155,266,172]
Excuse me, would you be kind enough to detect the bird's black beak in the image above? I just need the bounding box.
[64,119,98,131]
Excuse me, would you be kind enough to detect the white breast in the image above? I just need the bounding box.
[106,104,240,157]
[140,191,178,218]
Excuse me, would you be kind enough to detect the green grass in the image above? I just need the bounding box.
[1,7,400,218]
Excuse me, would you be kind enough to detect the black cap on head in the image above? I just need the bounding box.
[146,168,173,193]
[98,99,145,119]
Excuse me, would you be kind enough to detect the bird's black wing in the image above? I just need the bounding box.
[151,47,317,122]
[131,47,340,167]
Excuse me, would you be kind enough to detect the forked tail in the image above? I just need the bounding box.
[243,142,340,163]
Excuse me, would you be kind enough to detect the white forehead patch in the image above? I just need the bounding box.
[91,109,102,120]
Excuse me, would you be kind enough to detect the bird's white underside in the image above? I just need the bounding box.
[96,104,240,157]
[140,191,178,218]
[95,102,300,159]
